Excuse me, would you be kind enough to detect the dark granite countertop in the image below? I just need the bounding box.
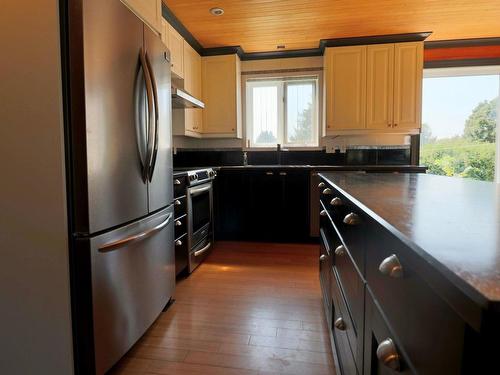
[319,172,500,311]
[174,164,427,173]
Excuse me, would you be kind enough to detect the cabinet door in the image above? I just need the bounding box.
[161,19,169,47]
[183,41,202,133]
[202,54,241,136]
[393,42,423,130]
[121,0,161,33]
[366,44,394,129]
[168,25,184,78]
[214,171,251,240]
[248,170,281,241]
[281,170,309,242]
[325,46,367,132]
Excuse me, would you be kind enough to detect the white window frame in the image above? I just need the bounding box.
[243,74,321,149]
[423,65,500,183]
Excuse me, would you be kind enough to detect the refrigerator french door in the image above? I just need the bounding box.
[64,0,174,374]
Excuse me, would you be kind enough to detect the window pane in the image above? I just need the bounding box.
[421,74,499,181]
[251,85,278,146]
[286,82,315,145]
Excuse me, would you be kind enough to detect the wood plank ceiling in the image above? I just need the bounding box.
[163,0,500,52]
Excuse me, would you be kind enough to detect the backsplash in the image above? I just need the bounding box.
[173,147,411,167]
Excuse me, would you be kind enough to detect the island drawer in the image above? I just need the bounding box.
[364,289,413,375]
[320,229,333,326]
[331,269,359,375]
[320,181,365,274]
[365,219,465,374]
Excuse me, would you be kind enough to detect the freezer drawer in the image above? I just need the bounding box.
[81,205,175,375]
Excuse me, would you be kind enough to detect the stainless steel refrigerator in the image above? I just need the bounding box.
[62,1,174,374]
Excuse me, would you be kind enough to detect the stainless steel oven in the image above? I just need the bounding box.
[186,169,216,272]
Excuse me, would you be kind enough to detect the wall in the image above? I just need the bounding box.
[173,55,409,150]
[0,1,74,374]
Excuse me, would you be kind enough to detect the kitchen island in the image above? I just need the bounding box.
[318,172,500,375]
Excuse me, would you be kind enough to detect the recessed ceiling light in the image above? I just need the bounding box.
[209,7,224,16]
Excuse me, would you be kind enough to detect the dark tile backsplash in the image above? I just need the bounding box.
[173,148,411,168]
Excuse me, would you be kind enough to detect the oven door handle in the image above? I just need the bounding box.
[194,242,212,257]
[189,184,212,196]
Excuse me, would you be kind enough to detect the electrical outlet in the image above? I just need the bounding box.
[326,144,336,153]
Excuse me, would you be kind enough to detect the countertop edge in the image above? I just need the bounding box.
[318,172,497,320]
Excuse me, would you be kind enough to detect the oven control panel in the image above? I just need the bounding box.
[187,168,217,186]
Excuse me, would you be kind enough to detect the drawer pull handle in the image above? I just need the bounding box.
[379,254,404,278]
[318,182,325,188]
[334,317,346,331]
[175,220,182,226]
[330,197,343,206]
[319,254,327,262]
[174,200,182,206]
[376,338,401,371]
[322,188,333,195]
[320,210,327,217]
[175,239,183,246]
[334,245,345,256]
[174,179,182,185]
[343,212,360,226]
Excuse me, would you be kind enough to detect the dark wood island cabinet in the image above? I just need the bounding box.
[318,172,500,375]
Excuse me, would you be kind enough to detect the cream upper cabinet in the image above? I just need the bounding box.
[324,41,423,134]
[324,46,367,132]
[183,41,202,133]
[202,54,242,138]
[120,0,162,34]
[168,25,184,78]
[161,19,169,47]
[366,44,394,129]
[393,42,423,129]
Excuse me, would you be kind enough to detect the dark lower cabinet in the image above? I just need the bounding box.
[215,168,310,242]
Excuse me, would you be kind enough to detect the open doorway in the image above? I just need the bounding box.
[421,66,500,182]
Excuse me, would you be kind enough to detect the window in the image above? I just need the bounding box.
[421,67,500,182]
[246,77,319,147]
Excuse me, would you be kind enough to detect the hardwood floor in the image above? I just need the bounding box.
[109,241,335,375]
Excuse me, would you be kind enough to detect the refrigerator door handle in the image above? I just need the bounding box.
[98,212,173,252]
[145,51,159,182]
[139,48,155,183]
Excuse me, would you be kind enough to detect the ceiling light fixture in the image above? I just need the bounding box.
[209,7,224,16]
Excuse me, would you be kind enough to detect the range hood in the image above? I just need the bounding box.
[171,87,205,109]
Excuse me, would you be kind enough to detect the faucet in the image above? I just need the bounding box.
[243,151,248,166]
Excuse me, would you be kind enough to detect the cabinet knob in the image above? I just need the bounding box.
[387,123,392,128]
[343,212,361,226]
[175,239,183,246]
[174,179,181,185]
[320,210,327,217]
[279,172,287,176]
[322,188,333,195]
[266,171,274,176]
[379,254,404,278]
[319,254,327,262]
[376,338,401,371]
[175,220,182,226]
[330,197,343,206]
[175,199,182,206]
[394,123,398,127]
[334,245,345,256]
[334,317,346,331]
[318,182,325,188]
